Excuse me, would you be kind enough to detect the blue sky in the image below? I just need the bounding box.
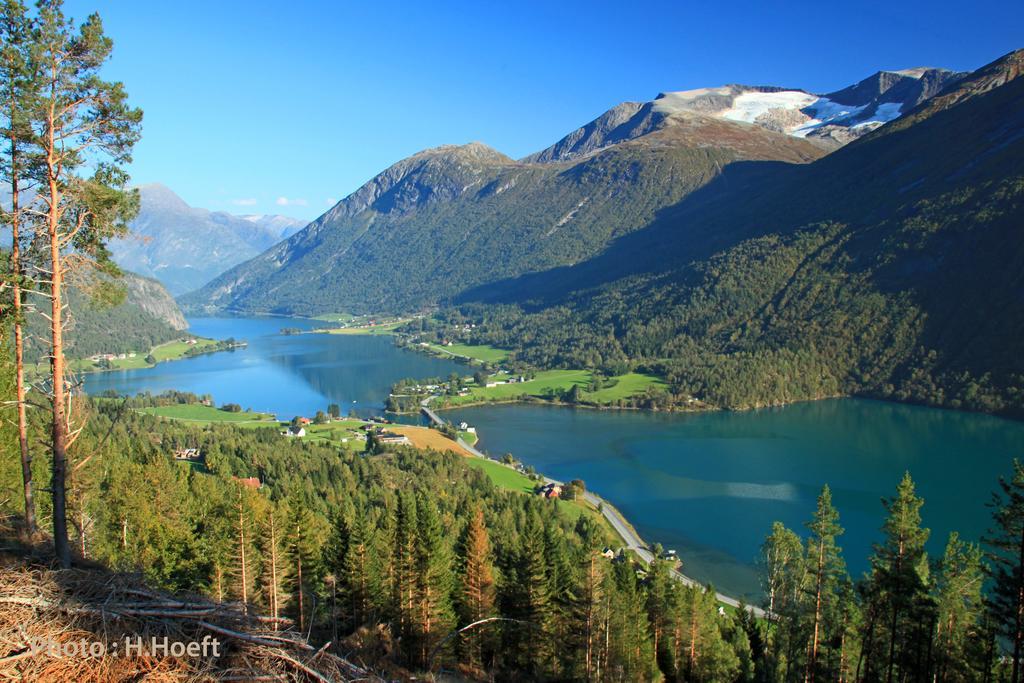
[66,0,1023,221]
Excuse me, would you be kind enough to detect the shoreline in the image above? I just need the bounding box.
[185,313,1022,422]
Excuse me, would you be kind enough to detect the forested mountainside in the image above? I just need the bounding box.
[451,50,1024,416]
[24,270,188,360]
[182,105,826,315]
[109,183,306,295]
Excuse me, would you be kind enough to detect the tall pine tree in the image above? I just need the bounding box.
[413,491,455,669]
[457,506,496,671]
[803,485,848,682]
[985,459,1024,683]
[934,532,986,681]
[862,472,931,683]
[32,0,142,567]
[0,0,40,537]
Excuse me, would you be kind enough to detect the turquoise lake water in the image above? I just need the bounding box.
[83,318,1024,599]
[82,317,463,418]
[447,401,1024,598]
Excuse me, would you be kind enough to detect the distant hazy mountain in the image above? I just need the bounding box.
[526,67,964,162]
[108,184,306,295]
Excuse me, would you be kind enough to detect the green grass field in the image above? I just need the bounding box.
[149,338,218,361]
[443,368,667,406]
[140,404,277,424]
[458,430,479,446]
[446,369,593,405]
[300,421,367,446]
[428,342,509,363]
[61,337,222,376]
[66,355,149,373]
[313,313,354,323]
[463,458,603,526]
[464,457,535,493]
[321,319,408,335]
[584,372,667,402]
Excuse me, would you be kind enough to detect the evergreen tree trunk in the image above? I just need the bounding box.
[296,522,305,633]
[1014,524,1024,683]
[1,0,37,539]
[11,185,35,536]
[46,164,71,568]
[808,537,825,683]
[237,493,248,610]
[268,512,280,625]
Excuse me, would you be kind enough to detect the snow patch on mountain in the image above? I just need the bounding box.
[721,91,818,124]
[650,85,906,140]
[856,102,904,127]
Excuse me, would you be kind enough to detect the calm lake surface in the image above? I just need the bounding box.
[447,401,1024,599]
[84,317,1024,599]
[82,317,463,418]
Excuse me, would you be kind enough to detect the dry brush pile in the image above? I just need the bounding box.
[0,551,379,682]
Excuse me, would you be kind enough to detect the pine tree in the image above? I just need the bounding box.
[574,550,607,680]
[391,490,419,661]
[863,472,931,683]
[646,557,675,677]
[803,485,847,682]
[232,488,256,611]
[287,499,319,632]
[413,492,455,669]
[340,507,380,632]
[544,520,577,679]
[31,0,142,567]
[985,459,1024,683]
[933,532,985,682]
[261,505,288,627]
[678,584,740,681]
[0,0,40,537]
[517,509,552,677]
[606,560,656,680]
[457,506,496,671]
[760,521,804,678]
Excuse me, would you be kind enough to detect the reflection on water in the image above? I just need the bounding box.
[82,317,464,418]
[448,401,1024,599]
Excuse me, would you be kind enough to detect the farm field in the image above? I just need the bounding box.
[426,342,509,363]
[585,372,666,402]
[140,403,276,423]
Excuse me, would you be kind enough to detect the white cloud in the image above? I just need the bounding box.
[325,197,337,206]
[276,196,308,207]
[231,198,258,206]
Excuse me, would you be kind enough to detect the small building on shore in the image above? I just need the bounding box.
[535,482,562,499]
[378,432,411,446]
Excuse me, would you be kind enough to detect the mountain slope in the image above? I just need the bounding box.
[108,184,306,295]
[460,49,1024,416]
[183,121,825,315]
[25,270,189,360]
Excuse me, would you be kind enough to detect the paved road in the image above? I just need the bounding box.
[419,400,764,618]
